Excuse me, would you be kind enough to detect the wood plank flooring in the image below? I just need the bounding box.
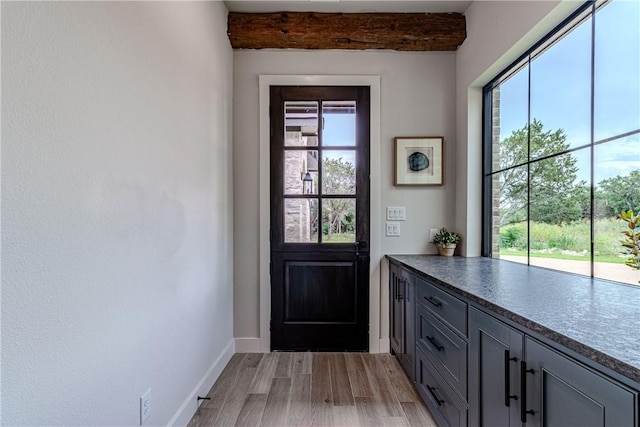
[188,353,436,427]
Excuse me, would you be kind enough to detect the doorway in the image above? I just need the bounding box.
[270,86,371,351]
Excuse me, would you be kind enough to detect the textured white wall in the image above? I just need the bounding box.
[455,0,584,256]
[233,50,457,344]
[1,2,233,425]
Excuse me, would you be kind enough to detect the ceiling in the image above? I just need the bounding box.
[224,1,473,14]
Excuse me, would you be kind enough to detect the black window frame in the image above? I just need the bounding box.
[481,0,640,280]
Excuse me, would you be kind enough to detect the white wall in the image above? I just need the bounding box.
[1,2,233,425]
[455,0,584,256]
[233,50,457,347]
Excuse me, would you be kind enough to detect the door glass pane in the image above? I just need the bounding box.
[285,150,318,195]
[529,149,591,276]
[493,167,528,265]
[322,101,356,147]
[322,150,356,195]
[594,0,640,141]
[530,16,592,155]
[284,199,318,243]
[322,199,355,243]
[285,101,318,147]
[594,135,640,285]
[492,63,529,172]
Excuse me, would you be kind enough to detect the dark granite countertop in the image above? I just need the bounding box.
[386,255,640,386]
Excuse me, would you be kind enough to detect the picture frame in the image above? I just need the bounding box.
[393,136,444,186]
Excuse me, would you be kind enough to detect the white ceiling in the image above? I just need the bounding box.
[224,0,472,14]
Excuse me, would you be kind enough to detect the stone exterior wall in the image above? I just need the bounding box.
[284,130,313,243]
[491,87,501,257]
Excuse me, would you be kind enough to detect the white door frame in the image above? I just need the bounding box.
[257,75,382,353]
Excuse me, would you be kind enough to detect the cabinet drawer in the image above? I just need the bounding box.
[417,348,468,427]
[417,305,468,400]
[416,277,467,336]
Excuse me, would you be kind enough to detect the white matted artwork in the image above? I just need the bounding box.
[393,136,444,186]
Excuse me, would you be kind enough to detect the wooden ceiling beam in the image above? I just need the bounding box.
[227,12,466,51]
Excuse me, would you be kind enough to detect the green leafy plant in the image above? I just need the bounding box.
[620,210,640,280]
[433,228,461,248]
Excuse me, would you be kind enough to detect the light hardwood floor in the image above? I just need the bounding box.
[188,352,437,427]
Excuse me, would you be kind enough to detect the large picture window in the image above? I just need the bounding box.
[483,0,640,285]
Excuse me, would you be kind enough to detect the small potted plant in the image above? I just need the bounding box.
[432,227,461,256]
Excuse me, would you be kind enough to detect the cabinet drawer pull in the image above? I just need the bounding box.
[424,296,442,307]
[504,350,518,407]
[426,385,445,406]
[426,335,444,352]
[520,361,536,422]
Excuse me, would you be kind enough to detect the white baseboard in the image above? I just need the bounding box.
[168,339,235,427]
[234,337,265,353]
[378,338,390,354]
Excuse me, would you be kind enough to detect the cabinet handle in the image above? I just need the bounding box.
[398,280,404,300]
[520,361,536,422]
[424,296,442,307]
[426,336,444,352]
[504,350,518,407]
[426,385,445,406]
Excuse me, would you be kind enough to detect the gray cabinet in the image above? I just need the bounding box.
[469,307,524,427]
[389,262,639,427]
[417,304,468,400]
[389,262,415,380]
[470,307,638,427]
[415,276,469,427]
[523,337,637,427]
[389,263,403,356]
[417,348,468,427]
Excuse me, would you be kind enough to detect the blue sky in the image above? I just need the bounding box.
[498,0,640,184]
[322,113,356,169]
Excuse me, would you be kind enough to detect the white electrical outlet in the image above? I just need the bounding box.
[386,222,401,237]
[429,228,439,242]
[140,389,151,425]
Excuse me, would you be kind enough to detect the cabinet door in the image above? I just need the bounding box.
[523,337,637,427]
[401,273,415,380]
[469,308,524,427]
[389,263,403,356]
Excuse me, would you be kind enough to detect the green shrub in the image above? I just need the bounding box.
[500,224,527,250]
[548,234,577,250]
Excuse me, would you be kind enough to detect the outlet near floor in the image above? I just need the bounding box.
[140,388,151,425]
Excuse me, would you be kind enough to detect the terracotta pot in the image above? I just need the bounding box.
[438,244,456,257]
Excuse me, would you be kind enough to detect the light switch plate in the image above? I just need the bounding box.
[386,222,400,237]
[397,207,406,220]
[386,207,406,221]
[429,228,439,242]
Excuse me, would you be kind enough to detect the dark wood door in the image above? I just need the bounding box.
[270,86,370,351]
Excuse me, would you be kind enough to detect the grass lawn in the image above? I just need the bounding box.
[322,233,355,243]
[499,250,627,264]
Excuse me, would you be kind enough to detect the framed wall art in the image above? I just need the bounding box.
[393,136,444,186]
